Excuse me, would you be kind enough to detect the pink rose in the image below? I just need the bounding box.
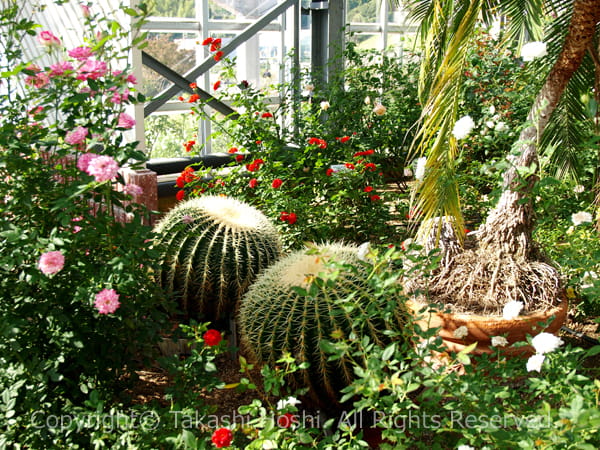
[86,155,119,182]
[94,288,120,314]
[49,61,74,77]
[38,251,65,275]
[68,46,94,60]
[76,59,107,80]
[76,152,98,172]
[117,112,135,129]
[65,126,89,145]
[38,30,61,48]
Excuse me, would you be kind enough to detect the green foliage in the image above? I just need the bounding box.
[237,242,410,407]
[0,1,170,446]
[153,195,282,321]
[174,43,417,249]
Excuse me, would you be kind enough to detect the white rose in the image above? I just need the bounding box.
[526,353,545,372]
[320,101,330,111]
[531,332,563,354]
[356,242,372,262]
[502,300,524,320]
[453,325,469,339]
[572,211,593,226]
[452,115,475,140]
[521,41,547,61]
[491,336,509,347]
[415,157,427,181]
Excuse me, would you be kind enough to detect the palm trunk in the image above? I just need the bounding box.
[479,0,600,258]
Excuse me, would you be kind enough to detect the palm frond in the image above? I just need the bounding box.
[410,0,483,242]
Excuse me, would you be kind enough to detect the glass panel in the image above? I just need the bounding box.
[142,31,199,99]
[146,112,200,158]
[148,0,196,18]
[347,0,378,23]
[210,0,278,19]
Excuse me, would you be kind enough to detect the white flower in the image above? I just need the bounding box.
[364,96,371,105]
[573,184,585,193]
[495,121,507,132]
[453,325,469,339]
[262,440,278,449]
[485,120,495,129]
[276,396,300,410]
[526,353,545,372]
[502,300,524,320]
[491,336,509,347]
[452,115,475,140]
[457,446,476,450]
[521,41,547,61]
[488,105,496,115]
[572,211,593,226]
[356,242,372,262]
[415,157,427,181]
[581,271,599,289]
[373,103,387,116]
[320,101,330,111]
[531,332,563,354]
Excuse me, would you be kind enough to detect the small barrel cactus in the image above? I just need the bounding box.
[237,243,407,406]
[153,195,282,321]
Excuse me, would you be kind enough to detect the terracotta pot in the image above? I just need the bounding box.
[407,295,568,356]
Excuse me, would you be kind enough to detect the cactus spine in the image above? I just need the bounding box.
[237,243,407,405]
[153,196,282,321]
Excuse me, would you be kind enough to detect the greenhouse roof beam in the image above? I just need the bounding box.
[144,0,296,116]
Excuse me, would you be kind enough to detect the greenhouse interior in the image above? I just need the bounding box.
[2,0,600,448]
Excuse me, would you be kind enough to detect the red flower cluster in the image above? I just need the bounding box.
[176,190,185,201]
[261,112,273,118]
[228,147,238,153]
[353,149,375,157]
[277,412,298,428]
[211,427,232,448]
[326,168,334,176]
[176,167,195,188]
[370,195,381,202]
[345,163,355,170]
[203,329,222,347]
[235,154,244,162]
[202,37,224,61]
[308,137,327,149]
[189,82,197,89]
[271,178,283,188]
[280,211,297,225]
[246,158,265,172]
[188,93,200,103]
[183,140,195,152]
[248,178,258,188]
[364,162,377,171]
[363,186,373,193]
[335,136,351,143]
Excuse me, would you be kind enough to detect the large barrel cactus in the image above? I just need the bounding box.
[153,195,282,321]
[238,243,408,405]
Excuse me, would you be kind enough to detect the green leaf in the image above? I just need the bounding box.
[381,343,396,361]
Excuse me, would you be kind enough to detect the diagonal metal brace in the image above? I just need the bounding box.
[143,0,296,116]
[142,51,238,118]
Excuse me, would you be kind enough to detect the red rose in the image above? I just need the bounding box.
[214,51,224,61]
[370,195,381,202]
[228,147,238,153]
[176,177,185,188]
[203,329,222,347]
[202,37,214,46]
[261,112,273,118]
[176,190,185,201]
[189,82,197,89]
[326,168,334,176]
[210,38,222,52]
[277,412,298,428]
[235,154,244,162]
[363,186,373,193]
[271,178,283,188]
[340,135,350,143]
[188,94,200,103]
[345,163,355,170]
[279,211,290,222]
[286,212,297,225]
[248,178,258,188]
[213,80,221,90]
[211,427,232,448]
[364,162,377,171]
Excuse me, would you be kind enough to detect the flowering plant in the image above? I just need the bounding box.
[174,40,410,248]
[0,2,169,444]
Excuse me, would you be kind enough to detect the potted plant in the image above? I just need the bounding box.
[399,0,600,354]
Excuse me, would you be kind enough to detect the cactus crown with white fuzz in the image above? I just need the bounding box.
[153,196,282,321]
[237,243,408,406]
